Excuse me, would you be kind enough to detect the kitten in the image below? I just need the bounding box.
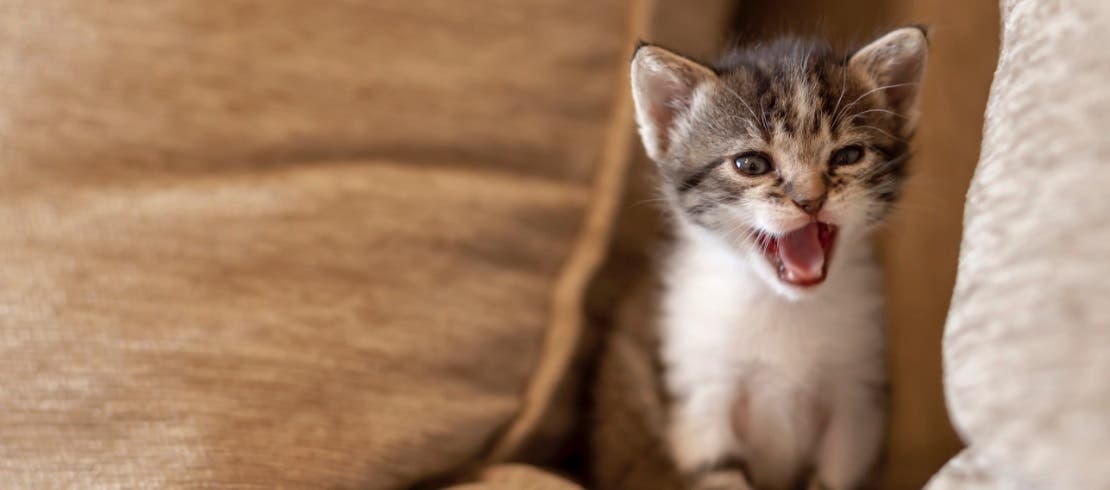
[628,27,928,490]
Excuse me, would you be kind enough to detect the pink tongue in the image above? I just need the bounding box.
[777,223,825,282]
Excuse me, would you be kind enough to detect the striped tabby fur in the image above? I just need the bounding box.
[628,27,928,490]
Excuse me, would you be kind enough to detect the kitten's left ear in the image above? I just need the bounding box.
[630,43,717,161]
[849,26,929,130]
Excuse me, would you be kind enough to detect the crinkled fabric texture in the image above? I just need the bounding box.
[0,1,632,488]
[930,0,1110,488]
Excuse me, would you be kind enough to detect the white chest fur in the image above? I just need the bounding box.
[660,225,887,489]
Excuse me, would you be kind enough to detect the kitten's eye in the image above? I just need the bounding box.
[830,145,865,166]
[732,153,773,176]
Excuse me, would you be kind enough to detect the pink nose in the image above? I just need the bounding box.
[791,195,826,215]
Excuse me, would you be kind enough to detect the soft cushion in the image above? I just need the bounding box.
[929,0,1110,487]
[0,1,633,487]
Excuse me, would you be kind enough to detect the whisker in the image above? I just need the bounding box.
[857,153,911,180]
[759,98,770,135]
[831,64,849,131]
[631,197,673,208]
[718,84,766,135]
[846,108,907,121]
[856,125,905,142]
[717,218,749,246]
[835,82,920,126]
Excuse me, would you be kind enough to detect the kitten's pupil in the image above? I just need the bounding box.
[830,146,864,166]
[734,153,772,176]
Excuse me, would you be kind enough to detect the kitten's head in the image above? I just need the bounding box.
[631,27,928,298]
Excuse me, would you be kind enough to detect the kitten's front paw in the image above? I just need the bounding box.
[693,470,754,490]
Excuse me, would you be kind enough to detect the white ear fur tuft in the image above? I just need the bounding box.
[849,27,929,131]
[630,45,716,161]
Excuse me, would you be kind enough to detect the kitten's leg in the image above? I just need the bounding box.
[669,384,752,490]
[809,385,885,490]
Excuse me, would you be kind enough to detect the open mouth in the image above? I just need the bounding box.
[757,222,838,288]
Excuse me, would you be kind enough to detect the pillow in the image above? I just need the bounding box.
[0,1,636,487]
[930,0,1110,487]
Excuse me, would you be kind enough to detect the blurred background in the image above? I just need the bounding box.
[15,0,1104,489]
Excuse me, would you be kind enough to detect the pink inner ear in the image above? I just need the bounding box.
[644,75,686,154]
[631,46,715,159]
[849,29,927,116]
[879,56,925,113]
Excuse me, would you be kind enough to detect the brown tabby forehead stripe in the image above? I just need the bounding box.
[719,39,859,138]
[671,36,912,221]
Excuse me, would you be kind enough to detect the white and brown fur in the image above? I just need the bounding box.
[628,28,928,490]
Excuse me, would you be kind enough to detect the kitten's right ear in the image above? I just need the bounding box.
[630,43,717,161]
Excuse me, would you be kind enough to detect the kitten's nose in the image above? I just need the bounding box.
[791,194,826,215]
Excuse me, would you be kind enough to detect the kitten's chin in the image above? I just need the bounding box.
[751,222,838,299]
